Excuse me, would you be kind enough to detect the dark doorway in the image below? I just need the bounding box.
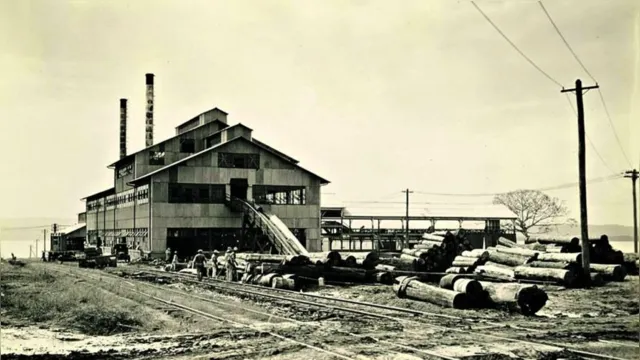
[230,178,248,200]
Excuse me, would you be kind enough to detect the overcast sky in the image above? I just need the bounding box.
[0,0,638,226]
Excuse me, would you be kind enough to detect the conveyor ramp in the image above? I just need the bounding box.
[228,196,309,256]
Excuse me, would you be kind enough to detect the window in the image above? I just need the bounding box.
[168,183,226,204]
[205,133,222,148]
[218,153,259,169]
[253,185,306,205]
[180,138,195,153]
[149,151,165,165]
[117,163,133,178]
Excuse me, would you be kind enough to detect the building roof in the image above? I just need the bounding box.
[60,223,86,236]
[175,107,228,131]
[127,136,330,186]
[81,187,115,201]
[108,111,228,168]
[320,204,516,221]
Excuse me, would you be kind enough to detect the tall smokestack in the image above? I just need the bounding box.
[119,98,128,159]
[145,73,155,147]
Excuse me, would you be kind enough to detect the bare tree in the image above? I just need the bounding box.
[493,189,569,240]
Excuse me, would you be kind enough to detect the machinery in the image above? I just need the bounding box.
[113,243,130,262]
[78,247,117,269]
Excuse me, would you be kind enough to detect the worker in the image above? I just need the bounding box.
[171,252,179,271]
[11,253,16,261]
[209,250,219,278]
[165,247,172,262]
[225,248,237,282]
[192,249,207,281]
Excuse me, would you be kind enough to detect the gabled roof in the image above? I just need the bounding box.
[127,136,330,186]
[81,187,115,201]
[175,107,228,131]
[252,139,299,164]
[108,116,228,168]
[60,223,86,235]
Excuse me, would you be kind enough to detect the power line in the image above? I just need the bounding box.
[411,174,623,198]
[471,1,563,88]
[0,225,51,231]
[538,1,597,83]
[563,93,620,176]
[596,89,633,167]
[537,1,633,168]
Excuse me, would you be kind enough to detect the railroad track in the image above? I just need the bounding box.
[132,267,633,360]
[51,264,463,360]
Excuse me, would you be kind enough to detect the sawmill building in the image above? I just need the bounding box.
[83,81,329,258]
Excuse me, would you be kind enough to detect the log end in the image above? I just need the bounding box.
[516,286,548,315]
[451,292,469,310]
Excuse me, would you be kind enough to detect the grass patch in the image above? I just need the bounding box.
[1,263,147,335]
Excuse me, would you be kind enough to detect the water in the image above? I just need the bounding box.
[0,239,41,259]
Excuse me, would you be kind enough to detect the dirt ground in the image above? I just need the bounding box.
[1,261,638,360]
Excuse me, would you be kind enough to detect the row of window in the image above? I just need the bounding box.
[218,152,260,169]
[86,185,149,211]
[168,183,226,204]
[253,185,306,205]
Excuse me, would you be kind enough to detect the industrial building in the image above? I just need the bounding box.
[83,74,329,258]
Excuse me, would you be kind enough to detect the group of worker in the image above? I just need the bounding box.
[166,246,239,281]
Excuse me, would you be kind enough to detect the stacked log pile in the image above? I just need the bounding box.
[476,235,630,286]
[238,251,392,285]
[385,231,473,273]
[393,275,549,315]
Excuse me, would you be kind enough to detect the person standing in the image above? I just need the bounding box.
[225,248,237,282]
[209,250,219,278]
[165,247,172,262]
[192,249,207,281]
[171,252,179,271]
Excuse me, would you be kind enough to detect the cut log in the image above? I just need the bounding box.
[452,256,479,268]
[589,272,604,286]
[478,281,548,315]
[513,266,577,287]
[487,250,533,267]
[523,242,547,251]
[235,254,287,263]
[543,246,565,253]
[439,274,465,289]
[529,236,580,247]
[375,264,395,272]
[422,233,446,241]
[375,272,393,284]
[461,249,489,261]
[445,267,468,274]
[420,240,444,248]
[497,237,517,248]
[495,245,539,258]
[483,261,513,269]
[536,252,582,264]
[394,276,468,309]
[257,273,281,287]
[526,261,579,271]
[343,255,357,267]
[453,278,483,299]
[589,263,626,282]
[323,266,369,282]
[476,264,515,280]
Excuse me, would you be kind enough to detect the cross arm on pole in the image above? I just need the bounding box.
[561,84,599,93]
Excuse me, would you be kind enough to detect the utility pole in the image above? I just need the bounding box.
[561,79,599,280]
[43,229,47,253]
[35,238,39,258]
[402,189,414,249]
[624,169,639,253]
